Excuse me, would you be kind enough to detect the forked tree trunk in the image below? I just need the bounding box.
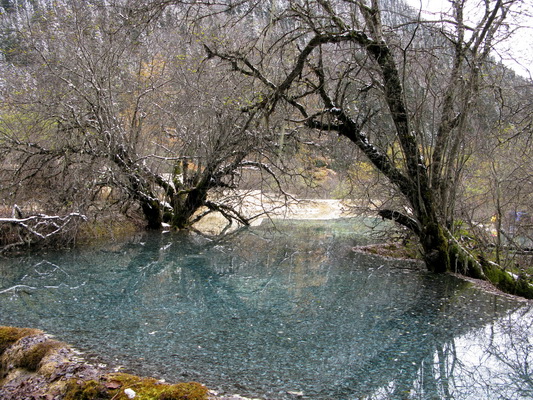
[171,188,208,230]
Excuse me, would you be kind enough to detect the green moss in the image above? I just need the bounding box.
[64,373,209,400]
[18,340,63,372]
[109,374,208,400]
[515,276,533,299]
[0,326,40,355]
[448,243,475,277]
[157,382,209,400]
[418,221,450,273]
[64,379,109,400]
[482,261,533,299]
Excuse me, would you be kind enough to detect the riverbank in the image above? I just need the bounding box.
[0,326,266,400]
[352,243,533,302]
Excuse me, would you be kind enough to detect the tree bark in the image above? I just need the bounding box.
[171,188,208,229]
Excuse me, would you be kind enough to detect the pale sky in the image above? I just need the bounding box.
[404,0,448,14]
[403,0,533,79]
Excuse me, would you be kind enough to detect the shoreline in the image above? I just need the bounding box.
[0,326,261,400]
[353,243,533,303]
[2,243,530,399]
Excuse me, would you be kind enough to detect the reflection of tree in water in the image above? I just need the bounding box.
[75,227,532,400]
[330,274,524,400]
[453,305,533,400]
[218,227,526,399]
[0,223,530,399]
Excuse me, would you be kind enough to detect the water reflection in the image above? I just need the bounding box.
[0,219,531,399]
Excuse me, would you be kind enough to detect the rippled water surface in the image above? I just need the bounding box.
[1,219,532,399]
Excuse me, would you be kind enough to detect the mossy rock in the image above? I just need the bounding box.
[64,373,209,400]
[0,326,41,356]
[64,379,109,400]
[1,326,211,400]
[17,340,64,372]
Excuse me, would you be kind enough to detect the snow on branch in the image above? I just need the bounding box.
[0,206,87,251]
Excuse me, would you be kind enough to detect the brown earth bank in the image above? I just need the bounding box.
[0,326,261,400]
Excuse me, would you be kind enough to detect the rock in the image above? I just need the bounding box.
[0,326,105,400]
[0,325,261,400]
[287,390,304,397]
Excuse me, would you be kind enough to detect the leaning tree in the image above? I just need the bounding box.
[172,0,532,295]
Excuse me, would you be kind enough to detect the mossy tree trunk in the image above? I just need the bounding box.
[171,188,208,230]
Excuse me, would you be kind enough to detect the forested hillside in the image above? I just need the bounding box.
[0,0,531,295]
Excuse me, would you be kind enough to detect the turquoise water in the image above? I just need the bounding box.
[0,219,531,399]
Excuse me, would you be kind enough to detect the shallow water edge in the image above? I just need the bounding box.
[1,221,532,399]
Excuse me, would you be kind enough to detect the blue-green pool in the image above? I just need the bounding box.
[0,219,531,399]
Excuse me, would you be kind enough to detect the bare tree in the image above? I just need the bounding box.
[0,0,291,243]
[466,65,533,270]
[176,0,532,295]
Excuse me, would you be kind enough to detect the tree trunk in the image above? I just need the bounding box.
[141,200,163,230]
[171,188,208,230]
[419,220,449,274]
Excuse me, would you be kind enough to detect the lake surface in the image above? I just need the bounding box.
[1,218,532,399]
